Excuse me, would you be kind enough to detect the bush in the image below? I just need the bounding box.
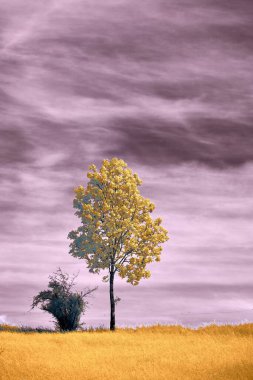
[32,268,97,332]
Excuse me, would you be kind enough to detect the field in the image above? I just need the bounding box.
[0,324,253,380]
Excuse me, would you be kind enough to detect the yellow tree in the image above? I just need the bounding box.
[68,158,168,330]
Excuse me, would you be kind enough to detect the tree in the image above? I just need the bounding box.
[32,268,97,331]
[68,158,168,330]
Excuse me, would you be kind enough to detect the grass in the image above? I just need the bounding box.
[0,323,252,380]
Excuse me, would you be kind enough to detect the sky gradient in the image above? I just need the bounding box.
[0,0,253,328]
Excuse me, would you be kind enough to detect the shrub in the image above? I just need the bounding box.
[32,268,97,331]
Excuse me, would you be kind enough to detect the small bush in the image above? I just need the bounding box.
[32,268,97,332]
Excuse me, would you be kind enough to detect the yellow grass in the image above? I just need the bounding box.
[0,324,253,380]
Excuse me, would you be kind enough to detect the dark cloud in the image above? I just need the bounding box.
[0,128,33,165]
[108,117,253,168]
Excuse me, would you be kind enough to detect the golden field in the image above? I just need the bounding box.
[0,324,253,380]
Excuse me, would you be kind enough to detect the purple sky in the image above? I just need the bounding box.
[1,0,253,328]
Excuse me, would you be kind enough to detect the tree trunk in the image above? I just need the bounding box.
[109,271,115,331]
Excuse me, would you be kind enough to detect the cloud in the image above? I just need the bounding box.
[1,0,252,170]
[108,116,253,168]
[0,128,34,165]
[0,315,8,324]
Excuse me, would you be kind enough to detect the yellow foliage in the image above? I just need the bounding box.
[68,158,169,284]
[0,324,253,380]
